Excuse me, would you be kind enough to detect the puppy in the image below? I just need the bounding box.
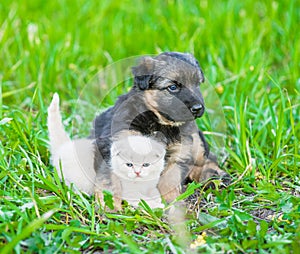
[91,52,230,203]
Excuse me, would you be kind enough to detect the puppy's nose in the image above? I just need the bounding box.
[190,104,204,117]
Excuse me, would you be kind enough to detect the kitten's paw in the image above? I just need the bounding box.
[146,199,164,209]
[95,190,122,212]
[167,201,186,224]
[95,189,105,206]
[113,197,122,211]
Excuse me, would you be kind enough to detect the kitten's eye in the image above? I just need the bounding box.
[167,84,180,93]
[142,163,150,167]
[126,163,133,167]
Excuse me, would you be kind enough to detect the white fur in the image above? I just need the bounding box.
[47,93,96,194]
[111,135,166,208]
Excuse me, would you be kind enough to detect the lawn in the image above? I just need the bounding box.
[0,0,299,253]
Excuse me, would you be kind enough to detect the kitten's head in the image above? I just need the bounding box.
[110,135,166,181]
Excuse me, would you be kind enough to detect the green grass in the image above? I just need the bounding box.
[1,0,299,253]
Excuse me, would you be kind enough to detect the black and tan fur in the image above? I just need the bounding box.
[92,52,229,204]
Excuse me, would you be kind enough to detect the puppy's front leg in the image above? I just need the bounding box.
[157,163,182,203]
[189,154,230,185]
[188,131,230,185]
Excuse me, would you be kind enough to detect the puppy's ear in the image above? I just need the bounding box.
[132,57,156,90]
[134,75,153,90]
[152,131,168,146]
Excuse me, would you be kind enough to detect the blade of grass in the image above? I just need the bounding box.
[1,209,57,254]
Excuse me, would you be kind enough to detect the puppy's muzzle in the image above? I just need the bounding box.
[190,104,205,118]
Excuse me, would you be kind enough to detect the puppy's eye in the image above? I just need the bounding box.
[126,163,133,167]
[142,163,150,167]
[167,84,180,92]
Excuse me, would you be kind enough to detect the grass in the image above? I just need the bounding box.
[0,0,299,253]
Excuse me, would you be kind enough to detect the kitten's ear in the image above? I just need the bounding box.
[155,148,166,159]
[110,144,120,157]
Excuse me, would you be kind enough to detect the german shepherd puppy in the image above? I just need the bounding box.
[92,52,229,203]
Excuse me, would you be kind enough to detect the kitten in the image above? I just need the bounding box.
[48,93,166,209]
[109,133,166,208]
[47,93,96,194]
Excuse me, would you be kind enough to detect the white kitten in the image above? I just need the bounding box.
[48,93,166,209]
[110,134,166,208]
[47,93,96,194]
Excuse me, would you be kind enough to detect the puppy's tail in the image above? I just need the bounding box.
[47,93,71,153]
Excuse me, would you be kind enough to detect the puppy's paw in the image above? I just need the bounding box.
[161,187,181,203]
[218,171,231,186]
[201,168,231,188]
[188,159,231,188]
[145,198,165,209]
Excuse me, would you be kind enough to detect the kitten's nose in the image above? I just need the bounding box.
[134,168,141,177]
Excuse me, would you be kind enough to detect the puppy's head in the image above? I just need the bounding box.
[132,52,205,124]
